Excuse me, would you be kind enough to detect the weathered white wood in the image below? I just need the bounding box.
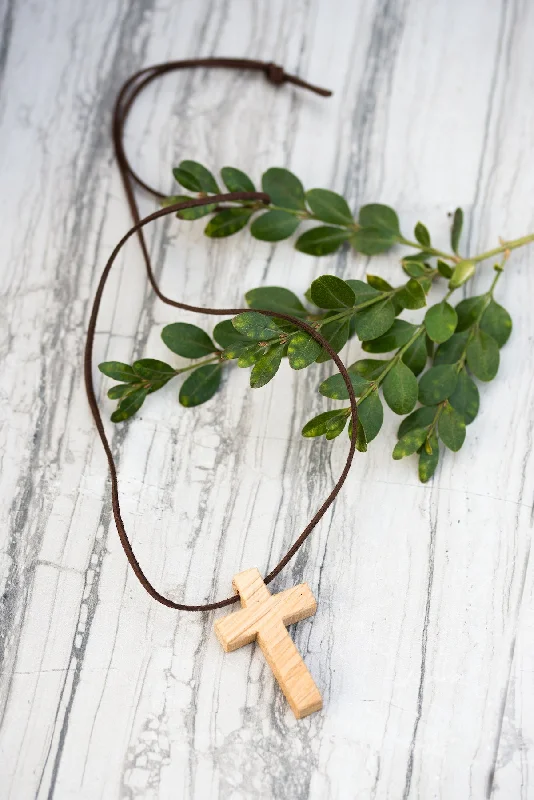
[1,0,533,797]
[490,549,534,799]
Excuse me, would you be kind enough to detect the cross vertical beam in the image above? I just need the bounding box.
[214,568,323,719]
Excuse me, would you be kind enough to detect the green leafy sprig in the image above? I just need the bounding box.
[99,322,227,419]
[162,159,466,258]
[98,162,533,482]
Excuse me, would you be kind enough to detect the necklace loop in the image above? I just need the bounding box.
[84,58,358,611]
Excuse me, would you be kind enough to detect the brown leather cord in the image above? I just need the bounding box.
[84,58,358,611]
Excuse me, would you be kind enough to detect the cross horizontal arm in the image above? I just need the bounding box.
[214,579,317,652]
[272,584,317,626]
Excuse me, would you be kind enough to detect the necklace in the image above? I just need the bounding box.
[84,58,358,719]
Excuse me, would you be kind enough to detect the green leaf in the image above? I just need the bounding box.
[358,204,400,235]
[352,413,374,446]
[437,259,454,279]
[362,320,419,353]
[204,208,254,237]
[450,208,463,254]
[236,344,263,367]
[480,299,512,347]
[107,383,140,400]
[352,419,368,452]
[433,331,469,365]
[250,210,300,241]
[396,278,427,310]
[357,389,383,442]
[392,428,428,460]
[353,299,395,341]
[302,409,348,438]
[419,434,440,482]
[310,275,355,309]
[383,361,418,415]
[402,336,427,376]
[449,368,479,424]
[220,340,260,364]
[402,261,428,279]
[250,344,285,388]
[162,195,216,220]
[162,323,216,358]
[287,332,322,369]
[296,226,350,256]
[352,359,389,379]
[418,364,459,405]
[414,222,431,247]
[319,371,370,400]
[325,414,349,440]
[403,251,431,263]
[266,318,299,334]
[99,361,138,382]
[455,296,487,331]
[316,318,350,363]
[173,160,219,194]
[466,329,499,381]
[306,188,353,225]
[213,319,246,349]
[350,227,397,255]
[147,380,169,396]
[418,276,433,293]
[111,387,149,422]
[438,403,466,451]
[449,260,476,289]
[392,289,410,317]
[132,359,176,380]
[246,286,306,317]
[425,301,458,343]
[220,166,255,193]
[398,405,437,438]
[344,279,382,306]
[232,311,281,341]
[366,274,392,291]
[262,167,305,210]
[179,364,222,407]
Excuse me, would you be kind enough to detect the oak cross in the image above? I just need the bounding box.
[214,568,323,719]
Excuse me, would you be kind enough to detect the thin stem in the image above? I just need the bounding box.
[472,232,534,264]
[451,259,506,372]
[398,237,460,263]
[426,403,446,439]
[338,276,471,418]
[167,191,534,272]
[352,325,426,409]
[205,198,354,228]
[488,269,502,295]
[174,355,221,375]
[312,274,433,331]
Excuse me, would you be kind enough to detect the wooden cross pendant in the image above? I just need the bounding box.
[214,568,323,719]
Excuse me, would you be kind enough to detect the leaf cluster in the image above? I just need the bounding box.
[99,323,227,419]
[99,165,515,482]
[165,160,407,257]
[303,263,511,478]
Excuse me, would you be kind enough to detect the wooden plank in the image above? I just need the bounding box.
[0,0,533,796]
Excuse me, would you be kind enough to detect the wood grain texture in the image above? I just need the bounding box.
[1,0,533,797]
[215,568,322,719]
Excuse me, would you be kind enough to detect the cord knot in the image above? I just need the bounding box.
[265,62,286,86]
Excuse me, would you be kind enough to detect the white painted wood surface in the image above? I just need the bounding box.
[1,1,533,797]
